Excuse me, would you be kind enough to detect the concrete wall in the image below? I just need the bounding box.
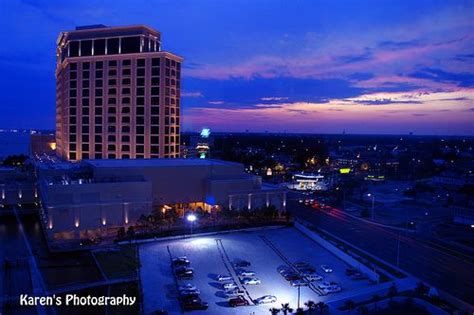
[295,221,380,282]
[41,180,152,234]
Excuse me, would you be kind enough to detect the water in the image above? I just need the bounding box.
[0,130,31,159]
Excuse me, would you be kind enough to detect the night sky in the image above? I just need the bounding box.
[0,0,473,135]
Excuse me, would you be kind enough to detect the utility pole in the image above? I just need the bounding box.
[297,285,301,309]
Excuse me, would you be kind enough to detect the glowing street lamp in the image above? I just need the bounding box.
[187,213,197,235]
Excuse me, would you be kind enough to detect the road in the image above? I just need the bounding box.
[287,199,474,306]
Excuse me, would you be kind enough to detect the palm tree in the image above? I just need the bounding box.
[372,294,380,311]
[295,307,305,315]
[358,305,369,315]
[281,303,294,315]
[317,301,328,315]
[270,307,281,315]
[344,299,356,315]
[305,300,317,315]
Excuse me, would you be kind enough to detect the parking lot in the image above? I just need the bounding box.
[139,227,374,314]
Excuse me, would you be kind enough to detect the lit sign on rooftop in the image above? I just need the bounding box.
[200,128,211,138]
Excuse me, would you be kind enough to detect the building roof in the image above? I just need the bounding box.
[84,158,242,169]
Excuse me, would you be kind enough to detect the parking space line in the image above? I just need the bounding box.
[259,235,325,296]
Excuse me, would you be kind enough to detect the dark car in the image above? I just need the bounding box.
[284,274,302,281]
[229,296,249,307]
[234,260,251,268]
[182,300,209,311]
[175,267,194,279]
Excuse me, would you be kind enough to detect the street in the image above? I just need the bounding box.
[287,199,474,306]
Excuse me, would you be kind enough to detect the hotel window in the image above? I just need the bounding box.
[137,59,145,67]
[151,126,159,134]
[95,70,103,77]
[82,62,90,70]
[137,107,144,115]
[122,154,130,159]
[95,61,103,69]
[95,98,103,106]
[151,107,159,115]
[69,143,77,151]
[70,63,77,70]
[121,36,140,54]
[136,126,144,134]
[81,40,92,56]
[136,136,144,144]
[83,107,89,115]
[69,135,76,142]
[122,126,130,133]
[82,89,89,97]
[152,68,160,76]
[93,40,105,56]
[151,136,159,144]
[136,68,145,77]
[69,90,77,98]
[70,99,77,107]
[95,153,102,159]
[108,107,116,114]
[108,69,117,76]
[95,89,103,97]
[151,77,159,86]
[122,59,131,66]
[70,81,77,88]
[122,88,131,95]
[108,135,116,142]
[82,153,89,159]
[70,152,77,160]
[108,126,116,133]
[136,146,144,153]
[136,87,145,96]
[108,79,117,85]
[108,154,116,159]
[136,116,144,124]
[151,116,159,125]
[122,116,130,123]
[95,126,102,133]
[95,135,102,142]
[152,58,160,66]
[122,145,130,152]
[121,135,130,142]
[122,68,131,76]
[122,107,130,113]
[151,146,159,154]
[107,39,119,55]
[151,87,159,95]
[151,97,159,105]
[122,78,131,85]
[107,144,116,151]
[70,72,77,79]
[95,117,102,124]
[82,98,89,106]
[95,144,102,151]
[82,144,89,151]
[108,88,117,95]
[95,80,103,87]
[83,71,90,79]
[69,41,79,57]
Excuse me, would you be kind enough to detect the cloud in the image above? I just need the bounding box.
[261,96,289,101]
[409,68,474,87]
[181,91,203,98]
[208,100,225,105]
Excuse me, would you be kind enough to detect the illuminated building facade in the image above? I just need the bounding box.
[55,25,182,160]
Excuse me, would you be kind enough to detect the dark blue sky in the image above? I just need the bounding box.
[0,0,473,135]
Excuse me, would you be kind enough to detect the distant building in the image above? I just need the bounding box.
[55,25,182,160]
[38,159,285,242]
[30,133,56,156]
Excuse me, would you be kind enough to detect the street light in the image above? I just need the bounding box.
[186,213,197,235]
[367,193,375,220]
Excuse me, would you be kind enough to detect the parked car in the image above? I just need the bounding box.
[284,274,302,281]
[173,256,190,266]
[216,274,233,281]
[318,281,337,289]
[176,267,194,280]
[305,273,323,281]
[255,295,277,304]
[182,300,209,311]
[234,260,251,268]
[178,293,200,301]
[224,289,245,298]
[238,270,256,277]
[320,265,333,273]
[223,282,238,290]
[229,296,249,307]
[324,285,342,293]
[178,283,197,291]
[345,268,358,276]
[290,279,309,287]
[242,277,261,285]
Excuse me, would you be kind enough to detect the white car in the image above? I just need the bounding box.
[242,277,261,285]
[224,289,245,298]
[321,265,333,273]
[317,281,332,289]
[256,295,277,304]
[223,282,238,290]
[178,283,197,291]
[305,273,323,281]
[179,288,200,295]
[217,274,233,281]
[238,270,256,277]
[290,279,308,287]
[324,285,342,293]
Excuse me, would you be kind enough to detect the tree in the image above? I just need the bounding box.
[317,301,328,315]
[295,307,304,315]
[117,227,126,239]
[357,305,369,315]
[269,307,281,315]
[371,294,380,311]
[126,226,135,237]
[2,154,28,167]
[305,300,317,315]
[344,299,356,315]
[281,303,294,315]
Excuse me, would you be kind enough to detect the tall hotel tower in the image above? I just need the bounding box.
[55,25,182,160]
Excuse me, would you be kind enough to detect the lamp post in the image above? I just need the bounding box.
[186,213,197,235]
[367,193,375,220]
